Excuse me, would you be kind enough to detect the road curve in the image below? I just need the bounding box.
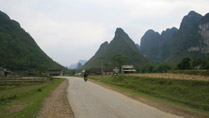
[65,77,182,118]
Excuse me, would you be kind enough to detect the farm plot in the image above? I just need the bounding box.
[129,73,209,81]
[0,77,50,85]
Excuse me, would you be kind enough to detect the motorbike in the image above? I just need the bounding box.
[84,77,88,82]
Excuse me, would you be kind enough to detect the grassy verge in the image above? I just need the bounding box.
[89,75,209,117]
[0,77,64,118]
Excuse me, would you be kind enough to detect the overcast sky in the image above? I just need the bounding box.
[0,0,209,66]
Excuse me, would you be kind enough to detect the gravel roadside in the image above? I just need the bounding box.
[37,79,74,118]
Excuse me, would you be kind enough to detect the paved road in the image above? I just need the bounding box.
[65,77,182,118]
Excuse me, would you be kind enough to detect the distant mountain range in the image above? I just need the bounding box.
[83,28,149,69]
[84,11,209,69]
[1,10,209,73]
[0,11,63,73]
[68,60,87,69]
[139,11,209,65]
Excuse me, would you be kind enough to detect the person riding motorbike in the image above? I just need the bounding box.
[83,71,88,82]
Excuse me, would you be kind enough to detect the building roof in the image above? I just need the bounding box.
[122,69,136,72]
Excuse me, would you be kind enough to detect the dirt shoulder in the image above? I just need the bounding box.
[89,79,207,118]
[37,79,74,118]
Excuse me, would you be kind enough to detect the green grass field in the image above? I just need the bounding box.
[89,75,209,117]
[0,77,64,118]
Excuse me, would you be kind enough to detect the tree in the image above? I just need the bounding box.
[155,64,171,73]
[111,54,128,69]
[191,58,202,69]
[177,57,191,70]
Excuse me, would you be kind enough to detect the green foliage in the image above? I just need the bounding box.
[137,64,172,73]
[111,54,128,68]
[155,64,172,72]
[201,56,209,69]
[176,56,209,70]
[177,57,191,70]
[191,58,203,68]
[0,11,64,74]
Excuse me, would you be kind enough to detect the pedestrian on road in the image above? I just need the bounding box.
[84,71,88,82]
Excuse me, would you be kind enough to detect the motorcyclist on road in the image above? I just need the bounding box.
[83,71,88,82]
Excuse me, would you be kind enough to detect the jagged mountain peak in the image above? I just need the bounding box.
[179,11,202,31]
[114,27,129,39]
[95,41,109,55]
[143,29,156,35]
[161,27,178,34]
[141,29,160,42]
[101,41,108,47]
[188,10,201,17]
[200,13,209,24]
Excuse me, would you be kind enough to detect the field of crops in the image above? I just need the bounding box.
[0,77,50,85]
[129,73,209,81]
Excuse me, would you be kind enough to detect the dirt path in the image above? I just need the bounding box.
[37,79,74,118]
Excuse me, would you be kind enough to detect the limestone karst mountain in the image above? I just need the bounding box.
[139,11,209,65]
[0,11,63,73]
[84,28,149,69]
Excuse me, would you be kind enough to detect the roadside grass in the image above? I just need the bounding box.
[89,75,209,117]
[0,77,64,118]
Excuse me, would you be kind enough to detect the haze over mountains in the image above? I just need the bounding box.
[0,11,63,73]
[68,60,87,69]
[139,11,209,65]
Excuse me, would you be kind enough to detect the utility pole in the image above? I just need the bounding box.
[101,58,104,78]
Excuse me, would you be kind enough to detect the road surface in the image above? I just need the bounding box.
[66,77,182,118]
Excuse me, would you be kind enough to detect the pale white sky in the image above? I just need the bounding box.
[0,0,209,66]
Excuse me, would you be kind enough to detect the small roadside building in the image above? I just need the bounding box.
[121,65,136,74]
[0,67,13,77]
[48,69,63,76]
[113,68,119,74]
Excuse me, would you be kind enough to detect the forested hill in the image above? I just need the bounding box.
[139,11,209,65]
[0,11,63,74]
[84,28,149,69]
